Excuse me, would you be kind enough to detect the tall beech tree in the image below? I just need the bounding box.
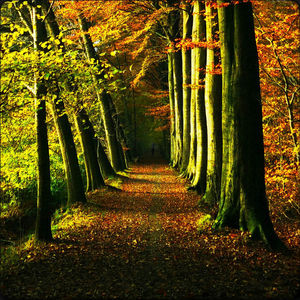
[41,0,107,193]
[32,0,52,241]
[189,0,207,194]
[168,49,176,166]
[39,0,87,205]
[50,83,87,204]
[164,0,183,169]
[97,139,116,179]
[213,0,284,249]
[202,1,222,204]
[77,13,126,172]
[74,108,105,192]
[180,0,193,173]
[185,2,199,180]
[108,95,128,170]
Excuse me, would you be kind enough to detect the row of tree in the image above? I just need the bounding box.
[2,0,132,241]
[163,0,286,249]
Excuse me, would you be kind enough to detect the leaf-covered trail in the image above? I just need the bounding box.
[1,158,299,299]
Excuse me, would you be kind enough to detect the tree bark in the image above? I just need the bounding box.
[185,12,198,180]
[214,0,285,249]
[181,1,192,173]
[202,2,222,204]
[169,6,183,169]
[97,139,116,179]
[99,90,126,171]
[74,109,105,192]
[168,51,176,165]
[190,0,207,194]
[172,49,183,168]
[50,89,86,205]
[164,0,183,168]
[32,0,52,241]
[108,95,129,169]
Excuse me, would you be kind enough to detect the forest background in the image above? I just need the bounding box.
[0,0,299,251]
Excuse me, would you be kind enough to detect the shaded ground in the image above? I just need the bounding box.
[0,157,299,299]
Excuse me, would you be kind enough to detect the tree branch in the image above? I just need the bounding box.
[23,84,36,96]
[13,3,33,37]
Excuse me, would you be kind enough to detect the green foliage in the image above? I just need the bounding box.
[0,4,132,219]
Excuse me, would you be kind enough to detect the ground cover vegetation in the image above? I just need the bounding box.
[0,0,299,299]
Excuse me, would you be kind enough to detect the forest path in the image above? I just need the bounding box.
[1,157,298,299]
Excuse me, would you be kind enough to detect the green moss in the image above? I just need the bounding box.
[196,214,213,232]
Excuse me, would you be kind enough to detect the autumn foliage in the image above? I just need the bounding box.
[0,0,299,299]
[252,1,299,222]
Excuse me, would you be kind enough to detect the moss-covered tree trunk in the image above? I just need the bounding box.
[202,2,222,204]
[190,0,207,194]
[32,0,52,241]
[181,1,192,173]
[78,14,125,172]
[214,0,284,249]
[74,109,105,192]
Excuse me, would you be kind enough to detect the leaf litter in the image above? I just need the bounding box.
[0,158,299,299]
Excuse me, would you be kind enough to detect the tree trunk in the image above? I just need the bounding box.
[181,1,192,173]
[50,84,86,205]
[186,89,197,180]
[168,51,176,165]
[167,5,183,169]
[32,0,52,241]
[74,109,105,192]
[190,0,207,195]
[202,2,222,204]
[172,49,183,168]
[214,0,284,249]
[99,90,126,171]
[108,94,128,169]
[185,22,197,180]
[164,1,183,168]
[97,139,116,179]
[41,0,86,205]
[78,14,125,172]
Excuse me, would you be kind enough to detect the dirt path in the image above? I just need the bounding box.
[0,158,299,299]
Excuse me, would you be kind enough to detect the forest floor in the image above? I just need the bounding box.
[0,156,299,300]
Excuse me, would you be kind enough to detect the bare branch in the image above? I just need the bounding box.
[23,84,36,96]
